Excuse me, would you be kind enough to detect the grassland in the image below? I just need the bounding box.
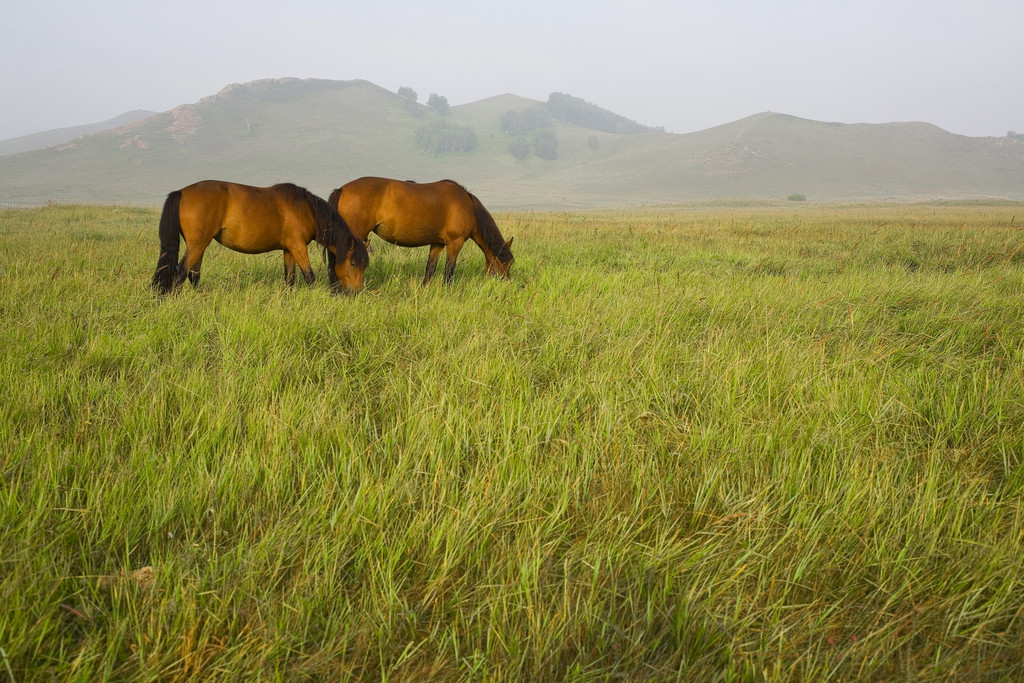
[1,201,1023,681]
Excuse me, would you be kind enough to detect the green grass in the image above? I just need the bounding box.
[1,203,1023,681]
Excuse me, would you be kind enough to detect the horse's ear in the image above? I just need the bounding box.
[505,237,514,248]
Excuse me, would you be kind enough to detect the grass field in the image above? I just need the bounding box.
[1,201,1023,681]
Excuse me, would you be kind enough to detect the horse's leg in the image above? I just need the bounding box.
[186,253,206,287]
[173,247,204,288]
[443,239,466,285]
[283,252,296,287]
[327,249,339,287]
[178,239,211,288]
[173,247,191,289]
[422,244,445,285]
[290,243,316,286]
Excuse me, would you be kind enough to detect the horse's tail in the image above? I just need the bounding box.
[152,190,182,294]
[327,186,342,211]
[468,190,513,264]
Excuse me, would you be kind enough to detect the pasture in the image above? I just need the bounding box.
[1,201,1023,681]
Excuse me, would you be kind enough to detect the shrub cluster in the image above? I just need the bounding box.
[398,86,417,105]
[427,93,450,116]
[508,136,531,159]
[414,121,478,154]
[500,108,552,137]
[545,92,659,134]
[397,86,420,116]
[532,130,558,160]
[501,107,559,160]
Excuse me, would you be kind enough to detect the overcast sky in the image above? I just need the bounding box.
[1,0,1021,142]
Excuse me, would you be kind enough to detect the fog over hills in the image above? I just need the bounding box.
[1,78,1021,208]
[0,110,158,157]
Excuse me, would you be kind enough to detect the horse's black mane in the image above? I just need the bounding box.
[439,179,513,264]
[273,183,334,246]
[438,178,467,193]
[274,183,369,269]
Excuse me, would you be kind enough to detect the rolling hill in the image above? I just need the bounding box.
[1,77,1021,208]
[0,110,158,157]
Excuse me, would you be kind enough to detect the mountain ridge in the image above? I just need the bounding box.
[1,78,1021,207]
[0,109,159,157]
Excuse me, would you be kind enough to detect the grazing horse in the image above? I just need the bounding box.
[151,180,368,295]
[328,177,514,285]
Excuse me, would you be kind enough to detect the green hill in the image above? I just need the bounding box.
[1,78,1021,207]
[0,110,158,157]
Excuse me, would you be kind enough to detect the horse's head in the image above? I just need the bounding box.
[316,197,368,294]
[330,231,369,294]
[486,237,515,278]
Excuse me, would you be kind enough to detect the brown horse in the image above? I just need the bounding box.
[328,177,514,285]
[152,180,368,295]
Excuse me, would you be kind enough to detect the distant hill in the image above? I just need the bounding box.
[0,78,1021,207]
[545,92,660,134]
[0,110,159,157]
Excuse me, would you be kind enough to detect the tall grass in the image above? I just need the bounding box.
[1,202,1023,681]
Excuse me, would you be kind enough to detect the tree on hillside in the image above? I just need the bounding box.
[500,110,524,137]
[1008,131,1024,141]
[508,136,531,159]
[427,93,450,116]
[398,86,419,115]
[398,86,418,104]
[500,108,552,137]
[414,121,478,154]
[500,107,557,159]
[533,130,558,160]
[545,92,656,134]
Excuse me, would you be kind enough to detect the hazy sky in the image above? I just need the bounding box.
[2,0,1021,141]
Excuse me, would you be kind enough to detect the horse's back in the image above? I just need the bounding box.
[179,180,265,210]
[337,177,389,220]
[340,177,470,213]
[337,177,474,246]
[178,181,233,231]
[177,180,312,253]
